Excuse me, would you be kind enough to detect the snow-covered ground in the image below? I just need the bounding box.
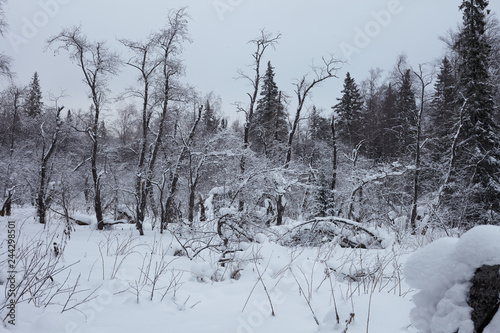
[0,207,446,333]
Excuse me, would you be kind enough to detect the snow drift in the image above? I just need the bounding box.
[405,225,500,333]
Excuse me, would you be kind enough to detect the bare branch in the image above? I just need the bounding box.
[286,55,343,167]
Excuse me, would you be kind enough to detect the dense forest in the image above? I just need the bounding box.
[0,0,499,239]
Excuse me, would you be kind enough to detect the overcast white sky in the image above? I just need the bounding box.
[1,0,500,122]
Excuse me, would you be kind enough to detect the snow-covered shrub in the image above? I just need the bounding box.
[279,217,385,249]
[405,225,500,333]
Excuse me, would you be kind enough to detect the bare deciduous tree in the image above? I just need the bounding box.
[285,56,342,168]
[236,30,281,211]
[1,86,24,215]
[274,57,341,225]
[145,8,192,232]
[120,34,163,235]
[47,26,120,230]
[0,0,11,80]
[409,64,433,233]
[161,104,203,231]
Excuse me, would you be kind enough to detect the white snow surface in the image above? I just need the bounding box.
[0,208,420,333]
[405,225,500,333]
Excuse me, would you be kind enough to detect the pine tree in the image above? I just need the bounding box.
[333,72,365,147]
[25,72,43,118]
[250,61,288,156]
[453,0,500,225]
[428,57,458,161]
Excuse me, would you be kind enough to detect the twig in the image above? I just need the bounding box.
[290,269,319,325]
[254,256,275,316]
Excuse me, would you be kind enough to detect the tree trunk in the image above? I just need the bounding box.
[37,107,63,224]
[92,107,104,230]
[136,179,146,235]
[4,88,21,217]
[134,79,150,236]
[93,158,104,230]
[0,188,13,217]
[199,194,206,222]
[276,194,285,225]
[331,114,337,195]
[37,166,47,224]
[188,184,196,224]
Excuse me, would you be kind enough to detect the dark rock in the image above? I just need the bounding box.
[467,265,500,333]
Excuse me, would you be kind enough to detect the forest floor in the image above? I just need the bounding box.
[0,207,428,333]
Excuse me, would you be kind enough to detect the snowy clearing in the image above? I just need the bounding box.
[1,208,419,333]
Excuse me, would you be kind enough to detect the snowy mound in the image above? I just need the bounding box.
[405,225,500,333]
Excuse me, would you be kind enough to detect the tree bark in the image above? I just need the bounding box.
[276,194,285,225]
[330,114,337,195]
[37,107,63,224]
[187,154,204,225]
[0,187,13,216]
[91,108,104,230]
[199,194,206,222]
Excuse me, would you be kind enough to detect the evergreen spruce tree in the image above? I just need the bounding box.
[453,0,500,225]
[428,57,458,161]
[26,72,43,118]
[202,98,219,134]
[250,61,288,156]
[308,106,330,142]
[376,83,398,160]
[310,172,335,218]
[395,69,418,155]
[333,72,365,147]
[361,70,384,159]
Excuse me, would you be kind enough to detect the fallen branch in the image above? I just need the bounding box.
[48,208,129,226]
[283,216,384,249]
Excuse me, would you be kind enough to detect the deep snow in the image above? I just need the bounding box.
[405,225,500,333]
[0,207,423,333]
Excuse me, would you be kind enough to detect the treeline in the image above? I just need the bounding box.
[0,1,499,235]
